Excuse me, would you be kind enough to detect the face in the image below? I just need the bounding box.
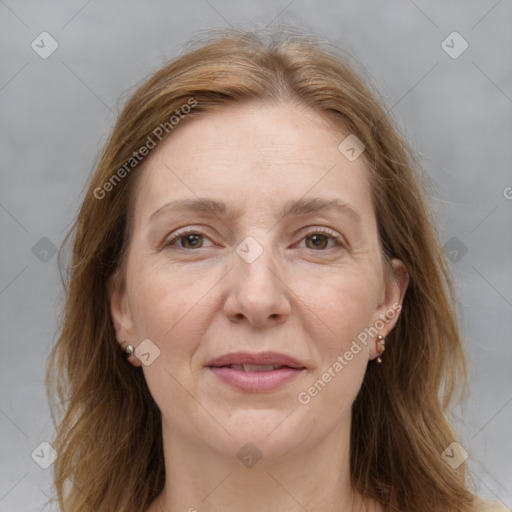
[109,101,407,460]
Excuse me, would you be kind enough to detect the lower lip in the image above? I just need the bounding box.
[208,367,306,392]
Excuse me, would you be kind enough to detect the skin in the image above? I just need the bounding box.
[109,101,408,512]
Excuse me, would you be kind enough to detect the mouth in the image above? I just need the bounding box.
[216,363,302,372]
[205,353,307,392]
[205,351,306,370]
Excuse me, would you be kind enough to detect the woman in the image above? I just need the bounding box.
[45,27,508,512]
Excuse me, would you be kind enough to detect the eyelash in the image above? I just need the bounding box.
[164,227,345,251]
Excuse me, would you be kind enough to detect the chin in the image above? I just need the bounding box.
[202,408,311,461]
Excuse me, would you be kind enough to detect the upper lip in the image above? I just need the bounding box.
[206,351,306,369]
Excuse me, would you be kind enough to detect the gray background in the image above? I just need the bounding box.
[1,1,511,510]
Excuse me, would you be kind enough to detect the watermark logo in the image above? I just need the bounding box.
[94,97,197,200]
[441,442,468,469]
[32,237,58,263]
[441,31,469,59]
[31,441,58,469]
[443,236,468,263]
[236,237,264,264]
[338,134,365,162]
[237,442,262,468]
[31,32,59,59]
[134,338,161,366]
[297,302,402,405]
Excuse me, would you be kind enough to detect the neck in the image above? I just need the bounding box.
[148,416,380,512]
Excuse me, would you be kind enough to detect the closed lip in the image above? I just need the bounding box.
[205,351,306,369]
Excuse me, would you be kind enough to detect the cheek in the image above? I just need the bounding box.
[295,267,380,347]
[127,259,219,350]
[294,275,377,414]
[126,263,217,410]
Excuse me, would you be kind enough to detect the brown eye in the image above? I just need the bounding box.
[181,233,203,249]
[305,234,330,250]
[165,230,215,250]
[301,230,343,251]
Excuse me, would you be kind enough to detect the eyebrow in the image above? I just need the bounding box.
[148,197,361,224]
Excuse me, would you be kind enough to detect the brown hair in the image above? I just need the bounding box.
[45,26,477,512]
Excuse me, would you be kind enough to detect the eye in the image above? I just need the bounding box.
[164,227,345,251]
[165,229,215,250]
[299,228,344,251]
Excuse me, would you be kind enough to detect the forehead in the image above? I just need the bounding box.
[132,101,374,226]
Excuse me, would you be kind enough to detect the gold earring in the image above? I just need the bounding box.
[376,334,386,363]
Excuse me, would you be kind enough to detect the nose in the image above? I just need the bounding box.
[223,242,291,328]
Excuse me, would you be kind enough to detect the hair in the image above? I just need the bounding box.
[45,25,477,512]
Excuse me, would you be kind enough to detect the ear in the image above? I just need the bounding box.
[107,271,142,367]
[369,258,409,359]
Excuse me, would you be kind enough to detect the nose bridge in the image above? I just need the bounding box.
[225,234,290,324]
[234,234,281,293]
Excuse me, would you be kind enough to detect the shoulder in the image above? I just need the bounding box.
[474,498,510,512]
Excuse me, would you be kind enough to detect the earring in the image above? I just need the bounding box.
[376,334,386,363]
[121,338,135,357]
